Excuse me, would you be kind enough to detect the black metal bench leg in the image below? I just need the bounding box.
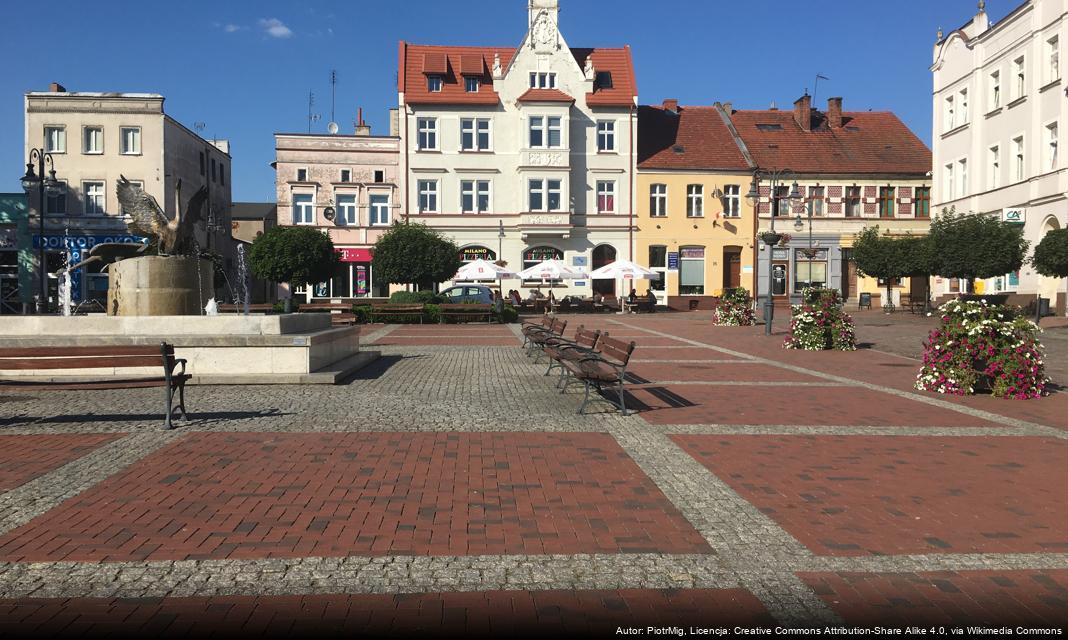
[617,381,629,416]
[163,384,174,430]
[577,379,592,414]
[178,381,189,420]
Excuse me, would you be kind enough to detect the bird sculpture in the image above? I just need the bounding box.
[116,175,208,255]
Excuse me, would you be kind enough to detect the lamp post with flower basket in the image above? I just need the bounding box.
[747,170,802,336]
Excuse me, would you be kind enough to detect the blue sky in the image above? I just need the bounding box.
[1,0,1004,201]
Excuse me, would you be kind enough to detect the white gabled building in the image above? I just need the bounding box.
[397,0,637,297]
[932,0,1067,315]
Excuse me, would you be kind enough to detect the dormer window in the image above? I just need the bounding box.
[465,77,480,93]
[427,75,443,92]
[529,72,556,89]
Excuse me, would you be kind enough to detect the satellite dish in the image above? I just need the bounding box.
[327,121,339,135]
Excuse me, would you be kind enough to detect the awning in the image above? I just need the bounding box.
[337,247,372,262]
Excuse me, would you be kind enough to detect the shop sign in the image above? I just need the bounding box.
[1001,208,1026,224]
[523,246,562,261]
[337,247,372,263]
[460,246,496,262]
[680,247,705,259]
[33,234,146,250]
[572,256,587,267]
[667,252,679,270]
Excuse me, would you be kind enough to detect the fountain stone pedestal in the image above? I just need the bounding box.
[107,256,213,316]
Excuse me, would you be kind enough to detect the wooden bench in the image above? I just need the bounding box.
[0,342,190,430]
[217,303,275,313]
[521,316,553,349]
[543,326,604,383]
[560,336,636,416]
[300,302,357,326]
[369,303,425,324]
[526,317,568,360]
[438,303,493,324]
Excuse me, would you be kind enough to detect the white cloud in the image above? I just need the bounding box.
[224,24,244,33]
[258,18,293,39]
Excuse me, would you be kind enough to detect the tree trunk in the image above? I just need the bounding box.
[283,296,292,313]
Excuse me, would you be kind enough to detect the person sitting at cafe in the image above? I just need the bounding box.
[627,288,638,304]
[528,288,545,300]
[509,289,522,306]
[644,289,657,313]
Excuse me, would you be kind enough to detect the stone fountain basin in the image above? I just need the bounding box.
[0,315,377,384]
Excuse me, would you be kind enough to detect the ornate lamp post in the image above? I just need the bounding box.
[747,170,801,336]
[20,149,62,314]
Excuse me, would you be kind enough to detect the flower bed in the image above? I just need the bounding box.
[712,287,755,326]
[916,299,1048,399]
[783,287,857,351]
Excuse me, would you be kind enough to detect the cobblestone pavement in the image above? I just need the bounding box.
[0,314,1066,635]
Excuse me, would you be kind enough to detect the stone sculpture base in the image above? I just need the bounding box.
[107,256,213,316]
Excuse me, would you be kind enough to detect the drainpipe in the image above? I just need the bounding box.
[629,103,635,262]
[403,107,409,223]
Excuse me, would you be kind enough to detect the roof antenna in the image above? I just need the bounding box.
[307,91,321,133]
[330,70,337,122]
[813,74,829,104]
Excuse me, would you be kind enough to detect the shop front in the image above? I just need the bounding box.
[32,233,146,308]
[306,247,384,300]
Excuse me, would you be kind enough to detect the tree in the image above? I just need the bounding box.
[929,209,1029,292]
[248,226,338,311]
[372,222,462,290]
[1033,228,1068,278]
[851,226,905,309]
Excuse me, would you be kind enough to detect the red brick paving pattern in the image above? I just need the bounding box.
[0,434,123,492]
[371,336,519,346]
[673,435,1068,556]
[0,432,710,562]
[799,570,1068,626]
[0,588,774,637]
[628,362,826,383]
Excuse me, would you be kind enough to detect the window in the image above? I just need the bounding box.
[336,194,357,225]
[944,96,955,131]
[596,120,615,152]
[944,163,955,199]
[199,151,205,176]
[774,185,790,217]
[596,180,616,213]
[794,248,828,292]
[417,179,438,213]
[984,145,999,191]
[529,179,544,211]
[292,193,314,224]
[1047,122,1058,171]
[465,77,480,93]
[44,126,65,153]
[211,158,217,182]
[46,181,67,214]
[686,184,704,217]
[83,126,103,154]
[990,70,1001,109]
[527,179,561,211]
[914,187,930,218]
[220,164,225,186]
[648,246,667,269]
[957,159,968,197]
[547,179,562,210]
[460,180,490,213]
[1014,136,1025,181]
[845,186,861,217]
[529,72,556,88]
[460,118,491,151]
[1015,56,1026,99]
[369,194,390,226]
[340,169,351,183]
[427,75,442,92]
[678,246,705,295]
[528,116,562,148]
[417,118,437,150]
[1049,36,1060,82]
[120,127,141,155]
[650,184,667,217]
[374,170,384,183]
[723,184,741,218]
[959,89,968,124]
[808,186,825,216]
[878,187,895,218]
[295,168,308,182]
[83,181,105,214]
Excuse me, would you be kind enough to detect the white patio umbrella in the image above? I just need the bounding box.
[516,259,588,281]
[589,259,661,312]
[452,259,517,282]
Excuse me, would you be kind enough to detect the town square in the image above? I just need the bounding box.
[1,0,1067,636]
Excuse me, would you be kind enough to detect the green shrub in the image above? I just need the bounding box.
[424,303,440,324]
[495,304,518,324]
[390,290,442,304]
[353,304,372,323]
[272,300,300,313]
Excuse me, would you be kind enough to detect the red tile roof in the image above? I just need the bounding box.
[516,88,575,103]
[637,105,752,171]
[729,109,931,175]
[399,42,635,107]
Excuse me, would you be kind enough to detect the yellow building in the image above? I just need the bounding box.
[636,101,756,309]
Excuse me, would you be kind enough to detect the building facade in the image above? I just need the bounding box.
[397,0,637,297]
[733,95,933,308]
[635,102,757,309]
[23,83,234,308]
[274,127,400,301]
[0,193,30,314]
[932,0,1068,314]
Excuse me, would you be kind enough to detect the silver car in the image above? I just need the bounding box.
[439,284,494,304]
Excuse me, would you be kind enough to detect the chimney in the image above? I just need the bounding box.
[827,97,843,128]
[662,98,678,114]
[722,102,732,113]
[354,107,371,136]
[793,93,812,131]
[389,108,400,137]
[49,82,66,93]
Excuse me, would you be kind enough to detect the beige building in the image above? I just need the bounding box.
[24,82,234,307]
[274,118,400,301]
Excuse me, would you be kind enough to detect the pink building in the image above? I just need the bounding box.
[273,116,400,300]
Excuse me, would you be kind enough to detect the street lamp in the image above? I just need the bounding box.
[747,169,801,336]
[21,149,62,314]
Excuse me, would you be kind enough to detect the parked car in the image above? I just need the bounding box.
[439,284,494,304]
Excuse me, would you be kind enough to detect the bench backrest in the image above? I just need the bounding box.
[218,303,274,313]
[0,343,176,370]
[574,326,602,350]
[439,303,492,312]
[300,303,352,311]
[598,337,636,368]
[550,317,567,336]
[371,304,424,312]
